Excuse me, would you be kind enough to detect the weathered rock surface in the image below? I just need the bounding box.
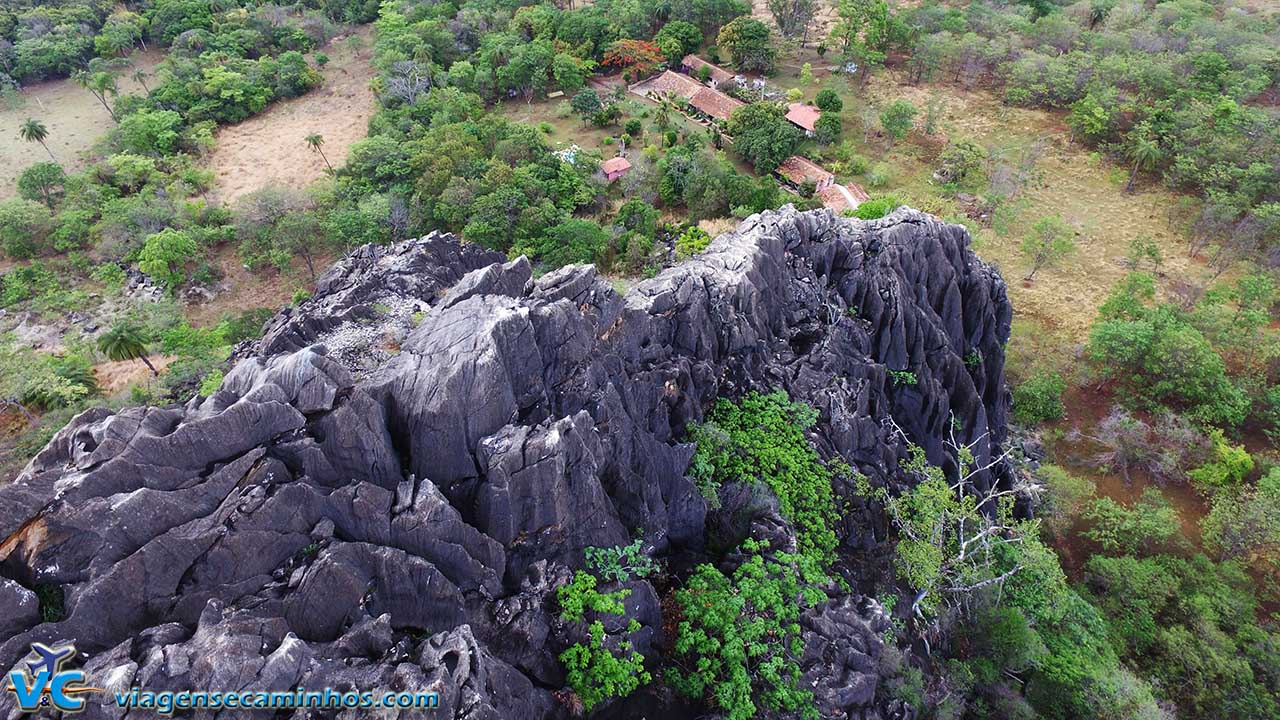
[0,207,1010,720]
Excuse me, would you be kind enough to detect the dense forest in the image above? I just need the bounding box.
[1,0,1279,718]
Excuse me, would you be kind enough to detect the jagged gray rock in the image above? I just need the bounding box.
[0,207,1010,720]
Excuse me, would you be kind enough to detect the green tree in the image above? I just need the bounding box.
[1020,215,1075,281]
[814,112,842,145]
[828,0,891,86]
[97,323,158,376]
[570,88,604,124]
[1124,125,1162,193]
[115,109,183,156]
[516,218,609,267]
[16,162,66,209]
[716,17,776,74]
[767,0,817,40]
[878,99,916,142]
[74,63,120,123]
[654,20,704,62]
[0,199,54,259]
[727,103,801,173]
[19,118,55,162]
[138,228,199,290]
[799,62,814,86]
[814,88,842,112]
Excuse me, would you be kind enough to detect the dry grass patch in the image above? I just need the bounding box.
[0,49,163,200]
[205,25,377,203]
[857,76,1203,342]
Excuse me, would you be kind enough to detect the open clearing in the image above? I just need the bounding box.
[205,25,377,204]
[0,49,163,200]
[851,73,1202,343]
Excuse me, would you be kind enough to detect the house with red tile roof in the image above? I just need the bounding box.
[681,54,735,85]
[817,182,871,213]
[601,156,632,182]
[688,87,744,121]
[785,102,821,136]
[775,156,834,192]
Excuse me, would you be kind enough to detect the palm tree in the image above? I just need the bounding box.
[19,119,55,161]
[1125,127,1162,193]
[97,323,157,376]
[74,69,119,122]
[305,133,334,174]
[131,66,151,95]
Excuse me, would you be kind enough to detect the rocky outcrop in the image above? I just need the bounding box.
[0,207,1010,720]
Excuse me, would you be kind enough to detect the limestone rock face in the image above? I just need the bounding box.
[0,207,1009,720]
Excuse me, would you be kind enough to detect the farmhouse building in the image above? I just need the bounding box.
[785,102,821,136]
[602,156,632,182]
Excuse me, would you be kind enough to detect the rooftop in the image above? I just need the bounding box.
[681,54,735,85]
[630,70,705,100]
[688,86,744,121]
[776,155,834,186]
[818,183,871,213]
[601,156,632,174]
[785,102,821,132]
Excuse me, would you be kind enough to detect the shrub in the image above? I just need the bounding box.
[851,195,901,220]
[814,88,842,113]
[1187,429,1253,493]
[560,620,650,713]
[557,571,650,710]
[674,225,712,260]
[16,162,67,208]
[1012,372,1066,425]
[1081,488,1181,556]
[584,539,656,583]
[138,228,199,290]
[668,544,827,720]
[0,199,54,259]
[686,391,838,562]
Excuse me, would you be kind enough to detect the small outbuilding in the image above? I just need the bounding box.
[602,156,632,182]
[775,155,834,193]
[785,102,821,136]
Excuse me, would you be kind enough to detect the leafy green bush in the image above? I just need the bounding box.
[668,544,827,720]
[1081,488,1181,556]
[674,225,711,260]
[1187,429,1253,493]
[851,195,901,220]
[1012,372,1065,425]
[560,620,650,713]
[686,391,839,562]
[138,228,198,290]
[0,199,54,258]
[584,539,656,583]
[556,571,650,710]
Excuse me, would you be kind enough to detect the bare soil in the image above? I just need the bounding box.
[205,26,377,204]
[183,244,313,328]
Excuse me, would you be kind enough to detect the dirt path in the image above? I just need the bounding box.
[0,49,163,200]
[205,25,377,204]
